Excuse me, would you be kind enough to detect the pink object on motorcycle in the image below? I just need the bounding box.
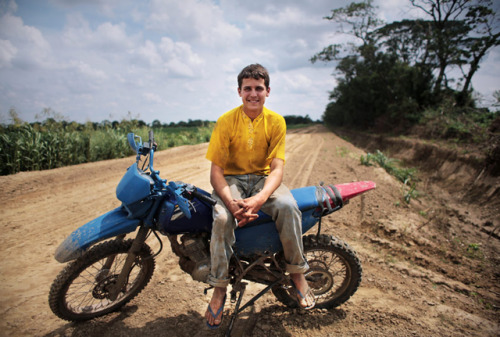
[323,181,376,208]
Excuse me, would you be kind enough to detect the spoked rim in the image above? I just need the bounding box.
[63,253,147,315]
[304,248,352,303]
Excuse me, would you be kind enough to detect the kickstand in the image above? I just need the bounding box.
[225,277,284,337]
[226,282,246,337]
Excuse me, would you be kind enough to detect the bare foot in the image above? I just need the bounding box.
[290,273,315,309]
[205,286,227,328]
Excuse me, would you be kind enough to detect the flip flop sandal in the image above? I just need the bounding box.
[290,279,316,310]
[206,294,227,329]
[296,286,316,310]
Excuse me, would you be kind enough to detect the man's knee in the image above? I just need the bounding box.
[273,194,299,214]
[213,204,231,227]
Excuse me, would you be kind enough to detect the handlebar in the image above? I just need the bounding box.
[182,183,217,206]
[127,130,217,218]
[149,130,154,146]
[191,189,217,206]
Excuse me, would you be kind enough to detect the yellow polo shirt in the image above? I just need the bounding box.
[206,105,286,176]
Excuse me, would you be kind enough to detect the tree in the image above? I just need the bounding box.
[313,0,499,129]
[372,20,433,66]
[312,1,433,129]
[458,2,500,102]
[410,0,500,101]
[152,119,162,128]
[310,0,383,64]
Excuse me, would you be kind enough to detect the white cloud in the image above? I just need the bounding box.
[247,6,318,28]
[0,39,17,68]
[142,92,163,104]
[282,73,313,92]
[94,22,132,50]
[0,0,498,124]
[146,0,241,47]
[133,40,161,67]
[159,37,203,77]
[62,14,133,52]
[0,13,51,68]
[130,37,204,77]
[61,13,93,48]
[68,60,108,80]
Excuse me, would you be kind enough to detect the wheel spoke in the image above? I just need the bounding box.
[304,247,353,301]
[49,240,155,321]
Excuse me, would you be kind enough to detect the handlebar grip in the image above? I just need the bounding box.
[149,130,154,145]
[192,190,217,206]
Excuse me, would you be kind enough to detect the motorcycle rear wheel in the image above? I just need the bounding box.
[49,239,155,321]
[272,234,362,309]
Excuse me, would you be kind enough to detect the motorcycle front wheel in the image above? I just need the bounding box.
[272,234,362,309]
[49,239,155,321]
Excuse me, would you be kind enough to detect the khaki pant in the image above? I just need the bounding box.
[207,174,309,288]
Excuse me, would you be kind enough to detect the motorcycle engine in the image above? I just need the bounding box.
[175,233,211,283]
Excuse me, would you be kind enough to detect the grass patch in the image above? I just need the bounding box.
[336,146,350,157]
[360,149,419,203]
[286,123,318,130]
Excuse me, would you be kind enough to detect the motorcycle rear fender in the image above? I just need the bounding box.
[55,207,140,263]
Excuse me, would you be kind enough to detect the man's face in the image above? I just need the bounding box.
[238,77,270,114]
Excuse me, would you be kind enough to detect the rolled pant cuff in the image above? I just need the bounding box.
[207,275,230,288]
[286,262,309,274]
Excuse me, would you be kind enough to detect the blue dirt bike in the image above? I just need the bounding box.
[49,131,375,335]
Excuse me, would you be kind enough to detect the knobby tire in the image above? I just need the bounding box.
[272,234,362,309]
[48,239,155,321]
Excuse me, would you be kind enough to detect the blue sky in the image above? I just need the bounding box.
[1,0,499,124]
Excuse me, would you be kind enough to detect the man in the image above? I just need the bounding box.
[204,64,315,329]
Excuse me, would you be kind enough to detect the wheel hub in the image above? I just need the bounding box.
[306,260,334,295]
[92,274,119,299]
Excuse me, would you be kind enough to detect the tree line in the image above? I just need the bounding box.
[311,0,499,132]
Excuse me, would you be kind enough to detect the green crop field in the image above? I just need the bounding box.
[0,122,214,176]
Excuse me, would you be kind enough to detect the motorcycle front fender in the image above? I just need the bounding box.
[54,207,140,263]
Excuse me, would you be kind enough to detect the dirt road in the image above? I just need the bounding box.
[0,125,498,336]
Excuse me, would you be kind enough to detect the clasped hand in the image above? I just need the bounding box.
[229,195,265,227]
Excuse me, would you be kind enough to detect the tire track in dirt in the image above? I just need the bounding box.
[0,127,328,337]
[1,125,498,337]
[288,134,325,188]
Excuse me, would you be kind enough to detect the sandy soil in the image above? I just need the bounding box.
[0,125,498,337]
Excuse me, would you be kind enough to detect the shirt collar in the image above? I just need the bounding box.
[240,105,266,123]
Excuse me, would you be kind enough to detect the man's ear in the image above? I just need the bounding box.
[267,87,271,97]
[238,87,242,97]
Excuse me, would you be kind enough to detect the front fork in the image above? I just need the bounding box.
[107,226,149,301]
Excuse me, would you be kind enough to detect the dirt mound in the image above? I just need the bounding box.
[335,128,500,216]
[0,125,498,336]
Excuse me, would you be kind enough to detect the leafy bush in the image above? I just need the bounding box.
[416,106,497,143]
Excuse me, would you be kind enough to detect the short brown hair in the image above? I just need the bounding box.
[237,64,270,89]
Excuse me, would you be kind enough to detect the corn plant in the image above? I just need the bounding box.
[0,123,214,175]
